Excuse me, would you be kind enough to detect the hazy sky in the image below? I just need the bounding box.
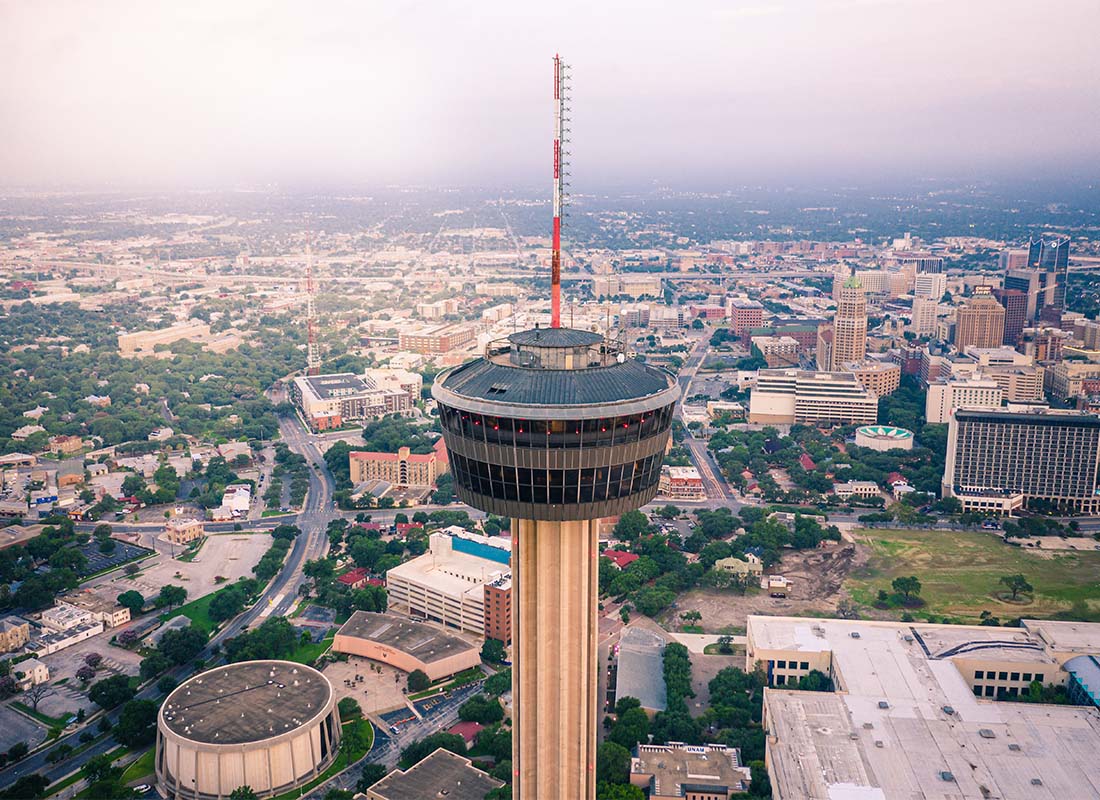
[2,0,1098,189]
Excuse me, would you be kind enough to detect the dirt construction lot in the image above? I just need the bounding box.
[672,542,866,632]
[94,532,272,604]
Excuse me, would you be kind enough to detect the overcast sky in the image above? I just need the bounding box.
[2,0,1098,189]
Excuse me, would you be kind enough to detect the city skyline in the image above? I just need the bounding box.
[2,1,1100,189]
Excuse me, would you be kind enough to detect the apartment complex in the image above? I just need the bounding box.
[943,408,1100,513]
[748,369,878,426]
[348,438,448,488]
[925,377,1003,424]
[749,615,1100,800]
[955,287,1006,351]
[385,528,511,639]
[291,372,412,431]
[398,324,476,355]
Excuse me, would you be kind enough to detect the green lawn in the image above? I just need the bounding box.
[286,633,334,665]
[408,667,484,700]
[846,528,1100,623]
[11,702,70,727]
[120,748,155,784]
[159,582,241,634]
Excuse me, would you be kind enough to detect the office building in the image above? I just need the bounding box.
[333,611,481,682]
[999,248,1029,271]
[291,373,412,431]
[926,377,1003,424]
[983,364,1045,403]
[955,287,1006,351]
[593,274,663,299]
[398,324,476,355]
[909,297,938,336]
[943,408,1100,513]
[913,271,947,300]
[993,287,1027,344]
[828,276,867,370]
[751,335,801,367]
[630,743,752,799]
[433,327,678,799]
[384,527,510,638]
[165,518,203,545]
[842,360,901,398]
[348,439,448,489]
[727,298,765,336]
[1047,361,1100,401]
[657,465,705,500]
[748,369,878,426]
[749,614,1100,800]
[1028,237,1070,312]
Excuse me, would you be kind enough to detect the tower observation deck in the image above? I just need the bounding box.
[433,327,678,798]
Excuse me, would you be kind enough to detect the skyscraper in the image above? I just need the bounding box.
[1003,238,1070,322]
[433,330,678,798]
[828,276,867,370]
[955,286,1006,351]
[992,287,1027,345]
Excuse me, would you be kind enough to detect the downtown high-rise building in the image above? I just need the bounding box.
[827,276,867,370]
[1002,238,1070,322]
[955,286,1006,352]
[992,287,1027,345]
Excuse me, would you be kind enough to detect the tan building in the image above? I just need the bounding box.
[828,277,867,370]
[1047,360,1100,400]
[14,657,49,689]
[955,286,1006,351]
[657,465,705,500]
[982,364,1045,402]
[842,360,901,397]
[925,377,1003,424]
[715,553,763,577]
[752,335,801,367]
[118,321,212,356]
[348,439,448,488]
[365,748,503,800]
[630,743,752,799]
[398,325,476,355]
[165,518,204,545]
[332,611,481,682]
[157,661,340,800]
[59,592,131,628]
[0,616,30,653]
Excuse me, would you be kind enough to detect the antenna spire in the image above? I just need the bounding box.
[552,54,569,328]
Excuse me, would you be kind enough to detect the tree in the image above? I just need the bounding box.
[608,706,650,749]
[156,584,188,610]
[157,675,179,695]
[229,788,259,800]
[117,590,144,614]
[596,741,632,784]
[399,732,466,768]
[891,575,922,603]
[717,634,735,654]
[0,774,49,800]
[158,626,208,665]
[656,505,681,520]
[113,699,158,747]
[458,694,504,724]
[140,651,172,680]
[76,665,97,683]
[680,610,702,627]
[596,782,645,800]
[84,652,103,668]
[481,638,506,663]
[407,669,430,693]
[356,763,389,793]
[484,667,511,697]
[613,510,651,541]
[338,697,362,721]
[1000,573,1033,601]
[24,683,54,712]
[89,674,133,709]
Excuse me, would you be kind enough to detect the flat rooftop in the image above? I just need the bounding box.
[751,616,1100,799]
[336,611,477,664]
[299,373,371,399]
[631,743,750,796]
[366,747,502,800]
[161,661,331,745]
[616,627,667,712]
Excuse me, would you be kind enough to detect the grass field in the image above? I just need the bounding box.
[159,581,245,634]
[286,633,334,665]
[846,528,1100,623]
[120,748,155,784]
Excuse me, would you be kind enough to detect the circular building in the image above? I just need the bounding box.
[433,327,678,798]
[855,424,915,452]
[156,660,340,800]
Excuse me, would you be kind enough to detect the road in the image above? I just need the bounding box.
[0,414,336,793]
[674,334,737,504]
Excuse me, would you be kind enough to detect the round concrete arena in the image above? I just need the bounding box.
[156,660,341,800]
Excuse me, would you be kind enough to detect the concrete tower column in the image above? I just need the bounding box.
[512,518,600,800]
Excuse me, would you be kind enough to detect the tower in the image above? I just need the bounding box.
[431,57,678,799]
[305,241,320,376]
[829,275,867,370]
[955,286,1006,352]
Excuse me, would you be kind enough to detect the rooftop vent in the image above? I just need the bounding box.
[1008,744,1021,752]
[940,771,955,782]
[1031,778,1043,786]
[850,631,861,639]
[978,729,996,739]
[903,634,914,642]
[863,723,874,729]
[875,740,884,748]
[878,701,890,709]
[942,706,955,715]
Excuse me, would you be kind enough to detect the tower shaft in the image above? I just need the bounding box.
[513,518,599,799]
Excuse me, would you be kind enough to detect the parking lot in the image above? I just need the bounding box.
[76,539,153,576]
[34,634,143,720]
[0,705,47,752]
[92,532,272,605]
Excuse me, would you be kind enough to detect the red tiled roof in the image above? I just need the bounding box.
[448,720,483,743]
[396,523,424,536]
[602,550,640,569]
[886,471,906,485]
[337,567,369,585]
[799,452,816,471]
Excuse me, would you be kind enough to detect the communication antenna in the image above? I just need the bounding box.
[552,54,570,328]
[305,237,320,376]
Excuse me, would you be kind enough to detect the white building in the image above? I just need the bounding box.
[212,483,251,520]
[749,370,878,426]
[33,620,104,656]
[385,528,511,637]
[40,604,96,632]
[913,271,947,300]
[832,480,880,499]
[926,377,1003,424]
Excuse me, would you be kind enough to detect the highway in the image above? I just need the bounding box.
[0,414,336,793]
[674,334,737,504]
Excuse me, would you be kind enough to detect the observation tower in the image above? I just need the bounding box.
[433,328,678,797]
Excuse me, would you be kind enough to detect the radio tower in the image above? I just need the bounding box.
[551,54,569,328]
[305,240,320,376]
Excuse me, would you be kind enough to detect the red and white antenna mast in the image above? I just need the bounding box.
[551,54,570,328]
[306,238,320,376]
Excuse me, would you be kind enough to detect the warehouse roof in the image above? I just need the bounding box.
[161,661,331,745]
